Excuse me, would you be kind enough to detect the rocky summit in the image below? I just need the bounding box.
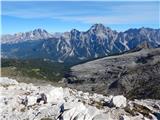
[0,77,160,120]
[1,29,54,44]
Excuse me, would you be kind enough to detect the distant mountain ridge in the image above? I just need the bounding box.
[1,29,54,44]
[1,24,160,62]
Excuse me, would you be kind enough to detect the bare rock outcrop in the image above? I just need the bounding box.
[0,77,160,120]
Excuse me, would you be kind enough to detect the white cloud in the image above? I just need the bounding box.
[54,14,158,24]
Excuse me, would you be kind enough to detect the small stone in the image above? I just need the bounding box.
[119,115,130,120]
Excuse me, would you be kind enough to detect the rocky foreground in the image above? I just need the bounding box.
[0,77,160,120]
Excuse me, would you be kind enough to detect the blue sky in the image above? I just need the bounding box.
[1,1,160,34]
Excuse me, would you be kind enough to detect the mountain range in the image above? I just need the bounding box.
[1,24,160,63]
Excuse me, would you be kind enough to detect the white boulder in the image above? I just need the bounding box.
[47,87,64,104]
[0,77,18,86]
[111,95,127,108]
[27,96,37,106]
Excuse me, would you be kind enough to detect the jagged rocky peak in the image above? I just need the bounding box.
[70,28,80,33]
[90,23,106,29]
[139,27,160,36]
[125,27,156,35]
[13,28,49,37]
[31,28,52,37]
[70,29,80,36]
[32,28,48,34]
[31,28,53,38]
[89,23,107,33]
[87,23,115,39]
[1,28,54,44]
